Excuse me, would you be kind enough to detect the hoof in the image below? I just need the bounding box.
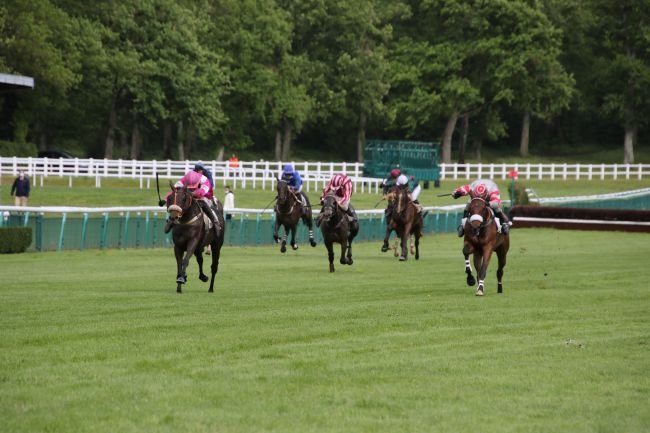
[176,287,183,294]
[475,286,485,296]
[340,258,347,265]
[310,239,317,247]
[199,274,209,282]
[399,255,407,261]
[466,274,475,286]
[280,245,287,253]
[347,258,353,265]
[292,244,299,251]
[381,244,389,252]
[176,276,186,284]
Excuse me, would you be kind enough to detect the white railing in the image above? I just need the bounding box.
[1,157,649,192]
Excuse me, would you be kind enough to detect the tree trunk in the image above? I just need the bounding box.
[458,113,469,164]
[441,112,459,164]
[474,138,482,162]
[623,125,636,164]
[177,120,185,161]
[215,146,224,161]
[520,110,530,157]
[162,121,173,160]
[281,121,292,161]
[129,120,141,159]
[104,103,117,159]
[357,112,367,162]
[274,128,282,160]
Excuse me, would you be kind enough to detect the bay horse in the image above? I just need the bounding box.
[462,197,509,296]
[319,192,359,272]
[166,184,225,293]
[273,179,317,253]
[385,187,422,261]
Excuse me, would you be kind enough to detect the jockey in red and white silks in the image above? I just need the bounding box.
[321,173,353,211]
[452,178,510,236]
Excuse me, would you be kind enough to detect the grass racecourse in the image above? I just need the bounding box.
[1,229,649,433]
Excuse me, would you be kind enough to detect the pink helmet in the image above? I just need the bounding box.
[390,168,401,178]
[474,183,489,200]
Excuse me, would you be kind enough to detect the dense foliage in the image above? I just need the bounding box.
[1,0,649,163]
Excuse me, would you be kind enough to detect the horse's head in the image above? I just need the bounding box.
[467,197,491,236]
[320,192,339,224]
[276,179,289,205]
[166,184,194,224]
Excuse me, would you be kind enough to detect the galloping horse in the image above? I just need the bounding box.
[462,197,509,296]
[273,179,317,252]
[319,192,359,272]
[384,187,422,261]
[166,184,225,293]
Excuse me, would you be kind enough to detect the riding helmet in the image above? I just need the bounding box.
[474,183,489,199]
[396,174,409,185]
[390,168,401,178]
[283,164,294,174]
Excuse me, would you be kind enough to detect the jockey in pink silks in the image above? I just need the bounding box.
[164,169,220,231]
[452,178,511,236]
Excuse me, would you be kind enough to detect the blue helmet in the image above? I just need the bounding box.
[194,161,206,171]
[282,164,294,175]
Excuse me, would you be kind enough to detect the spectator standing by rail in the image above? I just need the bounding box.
[10,171,30,206]
[224,185,235,220]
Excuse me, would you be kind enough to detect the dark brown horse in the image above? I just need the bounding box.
[385,187,422,261]
[273,179,317,253]
[462,197,509,296]
[319,192,359,272]
[166,185,225,293]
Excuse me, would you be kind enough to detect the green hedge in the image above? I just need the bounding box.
[0,140,38,157]
[0,227,33,253]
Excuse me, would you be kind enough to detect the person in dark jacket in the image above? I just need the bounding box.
[11,171,30,206]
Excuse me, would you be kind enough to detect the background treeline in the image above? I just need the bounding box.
[1,0,649,163]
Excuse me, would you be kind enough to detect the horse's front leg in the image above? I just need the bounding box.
[345,235,354,265]
[208,236,223,293]
[463,243,476,287]
[381,224,392,252]
[175,247,186,293]
[475,247,494,296]
[325,240,335,272]
[399,224,411,261]
[495,246,507,294]
[194,248,209,282]
[414,233,420,260]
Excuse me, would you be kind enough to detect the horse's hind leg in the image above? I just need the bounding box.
[303,208,317,247]
[194,249,209,282]
[208,237,223,293]
[414,232,420,260]
[346,239,354,265]
[496,246,507,294]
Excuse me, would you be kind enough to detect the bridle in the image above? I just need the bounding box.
[320,193,341,226]
[276,180,297,215]
[468,197,493,237]
[167,188,201,225]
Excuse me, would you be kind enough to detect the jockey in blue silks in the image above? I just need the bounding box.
[280,163,310,214]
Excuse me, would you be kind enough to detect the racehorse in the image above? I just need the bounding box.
[165,184,225,293]
[462,197,509,296]
[385,187,422,261]
[319,191,359,272]
[381,185,399,253]
[273,179,317,253]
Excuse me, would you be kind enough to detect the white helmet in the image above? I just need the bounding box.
[396,174,409,186]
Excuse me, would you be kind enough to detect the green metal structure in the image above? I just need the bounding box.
[363,140,441,182]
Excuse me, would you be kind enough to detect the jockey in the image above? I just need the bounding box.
[452,178,510,236]
[319,173,357,223]
[382,168,401,195]
[396,173,423,213]
[280,163,311,215]
[164,168,220,232]
[194,161,214,188]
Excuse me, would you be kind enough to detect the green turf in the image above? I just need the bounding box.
[1,229,648,433]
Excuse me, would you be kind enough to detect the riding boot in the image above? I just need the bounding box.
[201,199,220,231]
[413,200,423,214]
[346,206,358,223]
[495,208,511,235]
